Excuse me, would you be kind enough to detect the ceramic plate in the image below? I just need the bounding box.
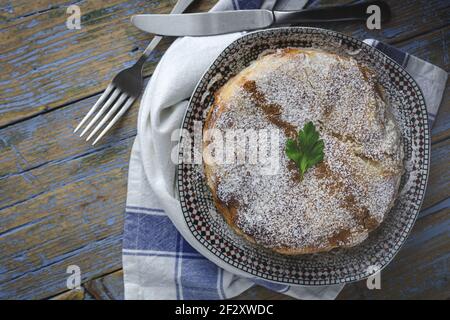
[177,27,430,285]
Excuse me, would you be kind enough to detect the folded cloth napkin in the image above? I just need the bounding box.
[363,39,447,126]
[122,0,448,300]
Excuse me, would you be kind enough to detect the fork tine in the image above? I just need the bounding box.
[79,88,121,137]
[74,84,114,133]
[86,93,128,142]
[92,97,136,145]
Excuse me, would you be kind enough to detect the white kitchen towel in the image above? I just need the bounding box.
[122,0,448,300]
[363,39,447,126]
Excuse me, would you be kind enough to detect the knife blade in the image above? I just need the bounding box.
[133,10,274,37]
[141,0,196,57]
[131,0,390,37]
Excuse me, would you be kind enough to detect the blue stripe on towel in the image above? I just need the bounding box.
[373,41,408,67]
[124,211,188,252]
[124,210,207,256]
[236,0,263,9]
[175,232,182,299]
[180,257,221,299]
[126,205,165,213]
[123,251,206,259]
[253,278,290,292]
[181,234,202,254]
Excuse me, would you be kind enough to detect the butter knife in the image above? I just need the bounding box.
[132,0,390,37]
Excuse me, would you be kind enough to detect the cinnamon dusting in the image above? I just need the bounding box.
[243,80,297,138]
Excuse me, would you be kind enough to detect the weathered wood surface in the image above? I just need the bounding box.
[83,269,124,300]
[0,0,217,127]
[0,0,448,300]
[50,287,88,300]
[338,208,450,299]
[1,27,447,209]
[47,205,450,300]
[1,0,449,127]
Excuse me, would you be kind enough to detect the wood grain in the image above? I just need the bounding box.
[0,66,446,214]
[1,0,448,127]
[422,139,450,210]
[1,0,78,21]
[0,26,447,178]
[53,205,450,300]
[0,0,216,127]
[0,100,447,299]
[0,87,142,210]
[50,287,86,300]
[84,269,124,300]
[309,0,450,44]
[338,206,450,300]
[0,0,448,300]
[238,206,450,300]
[0,134,134,299]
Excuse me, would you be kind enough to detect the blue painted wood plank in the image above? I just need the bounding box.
[0,0,449,301]
[1,0,448,127]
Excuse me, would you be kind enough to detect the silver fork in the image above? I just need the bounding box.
[74,0,196,145]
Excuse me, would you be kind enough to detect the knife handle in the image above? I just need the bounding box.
[273,0,391,25]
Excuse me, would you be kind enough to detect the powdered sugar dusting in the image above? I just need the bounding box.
[207,48,404,252]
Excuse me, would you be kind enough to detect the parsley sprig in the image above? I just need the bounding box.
[285,121,324,179]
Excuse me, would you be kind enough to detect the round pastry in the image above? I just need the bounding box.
[203,48,404,254]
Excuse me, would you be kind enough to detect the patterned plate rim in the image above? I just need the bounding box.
[176,27,430,285]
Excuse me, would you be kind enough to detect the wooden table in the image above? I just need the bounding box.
[1,0,448,300]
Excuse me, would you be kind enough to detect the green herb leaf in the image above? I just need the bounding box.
[285,121,324,179]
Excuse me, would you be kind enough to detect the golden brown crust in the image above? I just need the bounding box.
[204,82,331,256]
[203,48,403,255]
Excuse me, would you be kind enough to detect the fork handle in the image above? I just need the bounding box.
[135,0,196,68]
[142,35,163,59]
[134,36,162,70]
[273,0,391,24]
